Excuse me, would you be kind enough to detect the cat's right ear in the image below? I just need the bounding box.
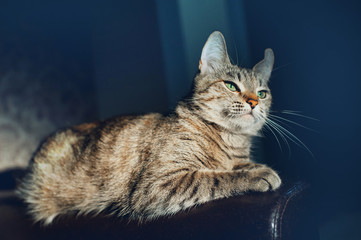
[199,31,231,75]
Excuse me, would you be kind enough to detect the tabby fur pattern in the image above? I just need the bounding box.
[18,31,281,225]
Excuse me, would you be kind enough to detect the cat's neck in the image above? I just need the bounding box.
[175,101,253,151]
[219,130,252,150]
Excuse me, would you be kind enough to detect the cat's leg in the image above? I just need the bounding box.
[130,163,281,219]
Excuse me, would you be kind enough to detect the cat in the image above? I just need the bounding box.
[17,31,281,225]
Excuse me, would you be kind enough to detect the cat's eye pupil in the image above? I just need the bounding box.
[257,91,267,99]
[225,82,237,92]
[228,83,235,90]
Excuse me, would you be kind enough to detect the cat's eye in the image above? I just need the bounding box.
[257,90,267,99]
[224,81,239,92]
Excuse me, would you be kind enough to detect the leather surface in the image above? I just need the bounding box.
[0,170,319,240]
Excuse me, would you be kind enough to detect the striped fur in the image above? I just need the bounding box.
[17,31,281,225]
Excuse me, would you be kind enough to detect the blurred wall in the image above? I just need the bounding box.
[243,0,361,226]
[92,1,168,118]
[0,0,97,170]
[157,0,250,108]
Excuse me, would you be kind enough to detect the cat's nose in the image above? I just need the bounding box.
[246,98,258,109]
[243,92,258,109]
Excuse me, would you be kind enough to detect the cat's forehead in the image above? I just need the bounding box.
[224,67,264,90]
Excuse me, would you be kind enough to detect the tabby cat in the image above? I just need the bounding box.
[18,31,281,225]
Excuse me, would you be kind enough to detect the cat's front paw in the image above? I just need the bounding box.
[250,167,281,192]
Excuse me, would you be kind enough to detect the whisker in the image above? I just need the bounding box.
[280,110,302,113]
[258,114,292,156]
[271,63,291,72]
[267,119,302,149]
[267,115,293,129]
[264,119,292,155]
[267,119,315,159]
[280,111,320,121]
[268,114,318,133]
[263,122,283,152]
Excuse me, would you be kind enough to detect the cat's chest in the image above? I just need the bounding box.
[198,132,251,170]
[220,132,251,150]
[222,132,251,166]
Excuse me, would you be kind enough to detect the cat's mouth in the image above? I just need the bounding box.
[241,113,255,121]
[224,109,258,123]
[240,110,263,124]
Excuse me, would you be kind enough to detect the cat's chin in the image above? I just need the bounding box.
[228,114,265,135]
[240,113,255,121]
[222,118,252,133]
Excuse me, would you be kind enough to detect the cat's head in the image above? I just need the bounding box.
[192,31,274,135]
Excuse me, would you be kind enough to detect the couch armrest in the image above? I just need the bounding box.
[0,170,318,240]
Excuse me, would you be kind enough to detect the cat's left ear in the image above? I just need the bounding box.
[199,31,231,75]
[253,48,274,82]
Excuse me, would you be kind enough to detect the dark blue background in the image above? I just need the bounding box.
[1,0,360,238]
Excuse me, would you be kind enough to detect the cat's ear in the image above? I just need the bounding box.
[199,31,231,75]
[253,48,274,81]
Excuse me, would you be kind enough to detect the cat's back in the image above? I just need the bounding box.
[26,113,166,179]
[18,113,168,222]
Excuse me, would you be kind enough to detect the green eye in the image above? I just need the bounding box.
[224,81,238,92]
[257,90,267,99]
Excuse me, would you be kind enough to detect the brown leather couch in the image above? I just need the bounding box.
[0,169,319,240]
